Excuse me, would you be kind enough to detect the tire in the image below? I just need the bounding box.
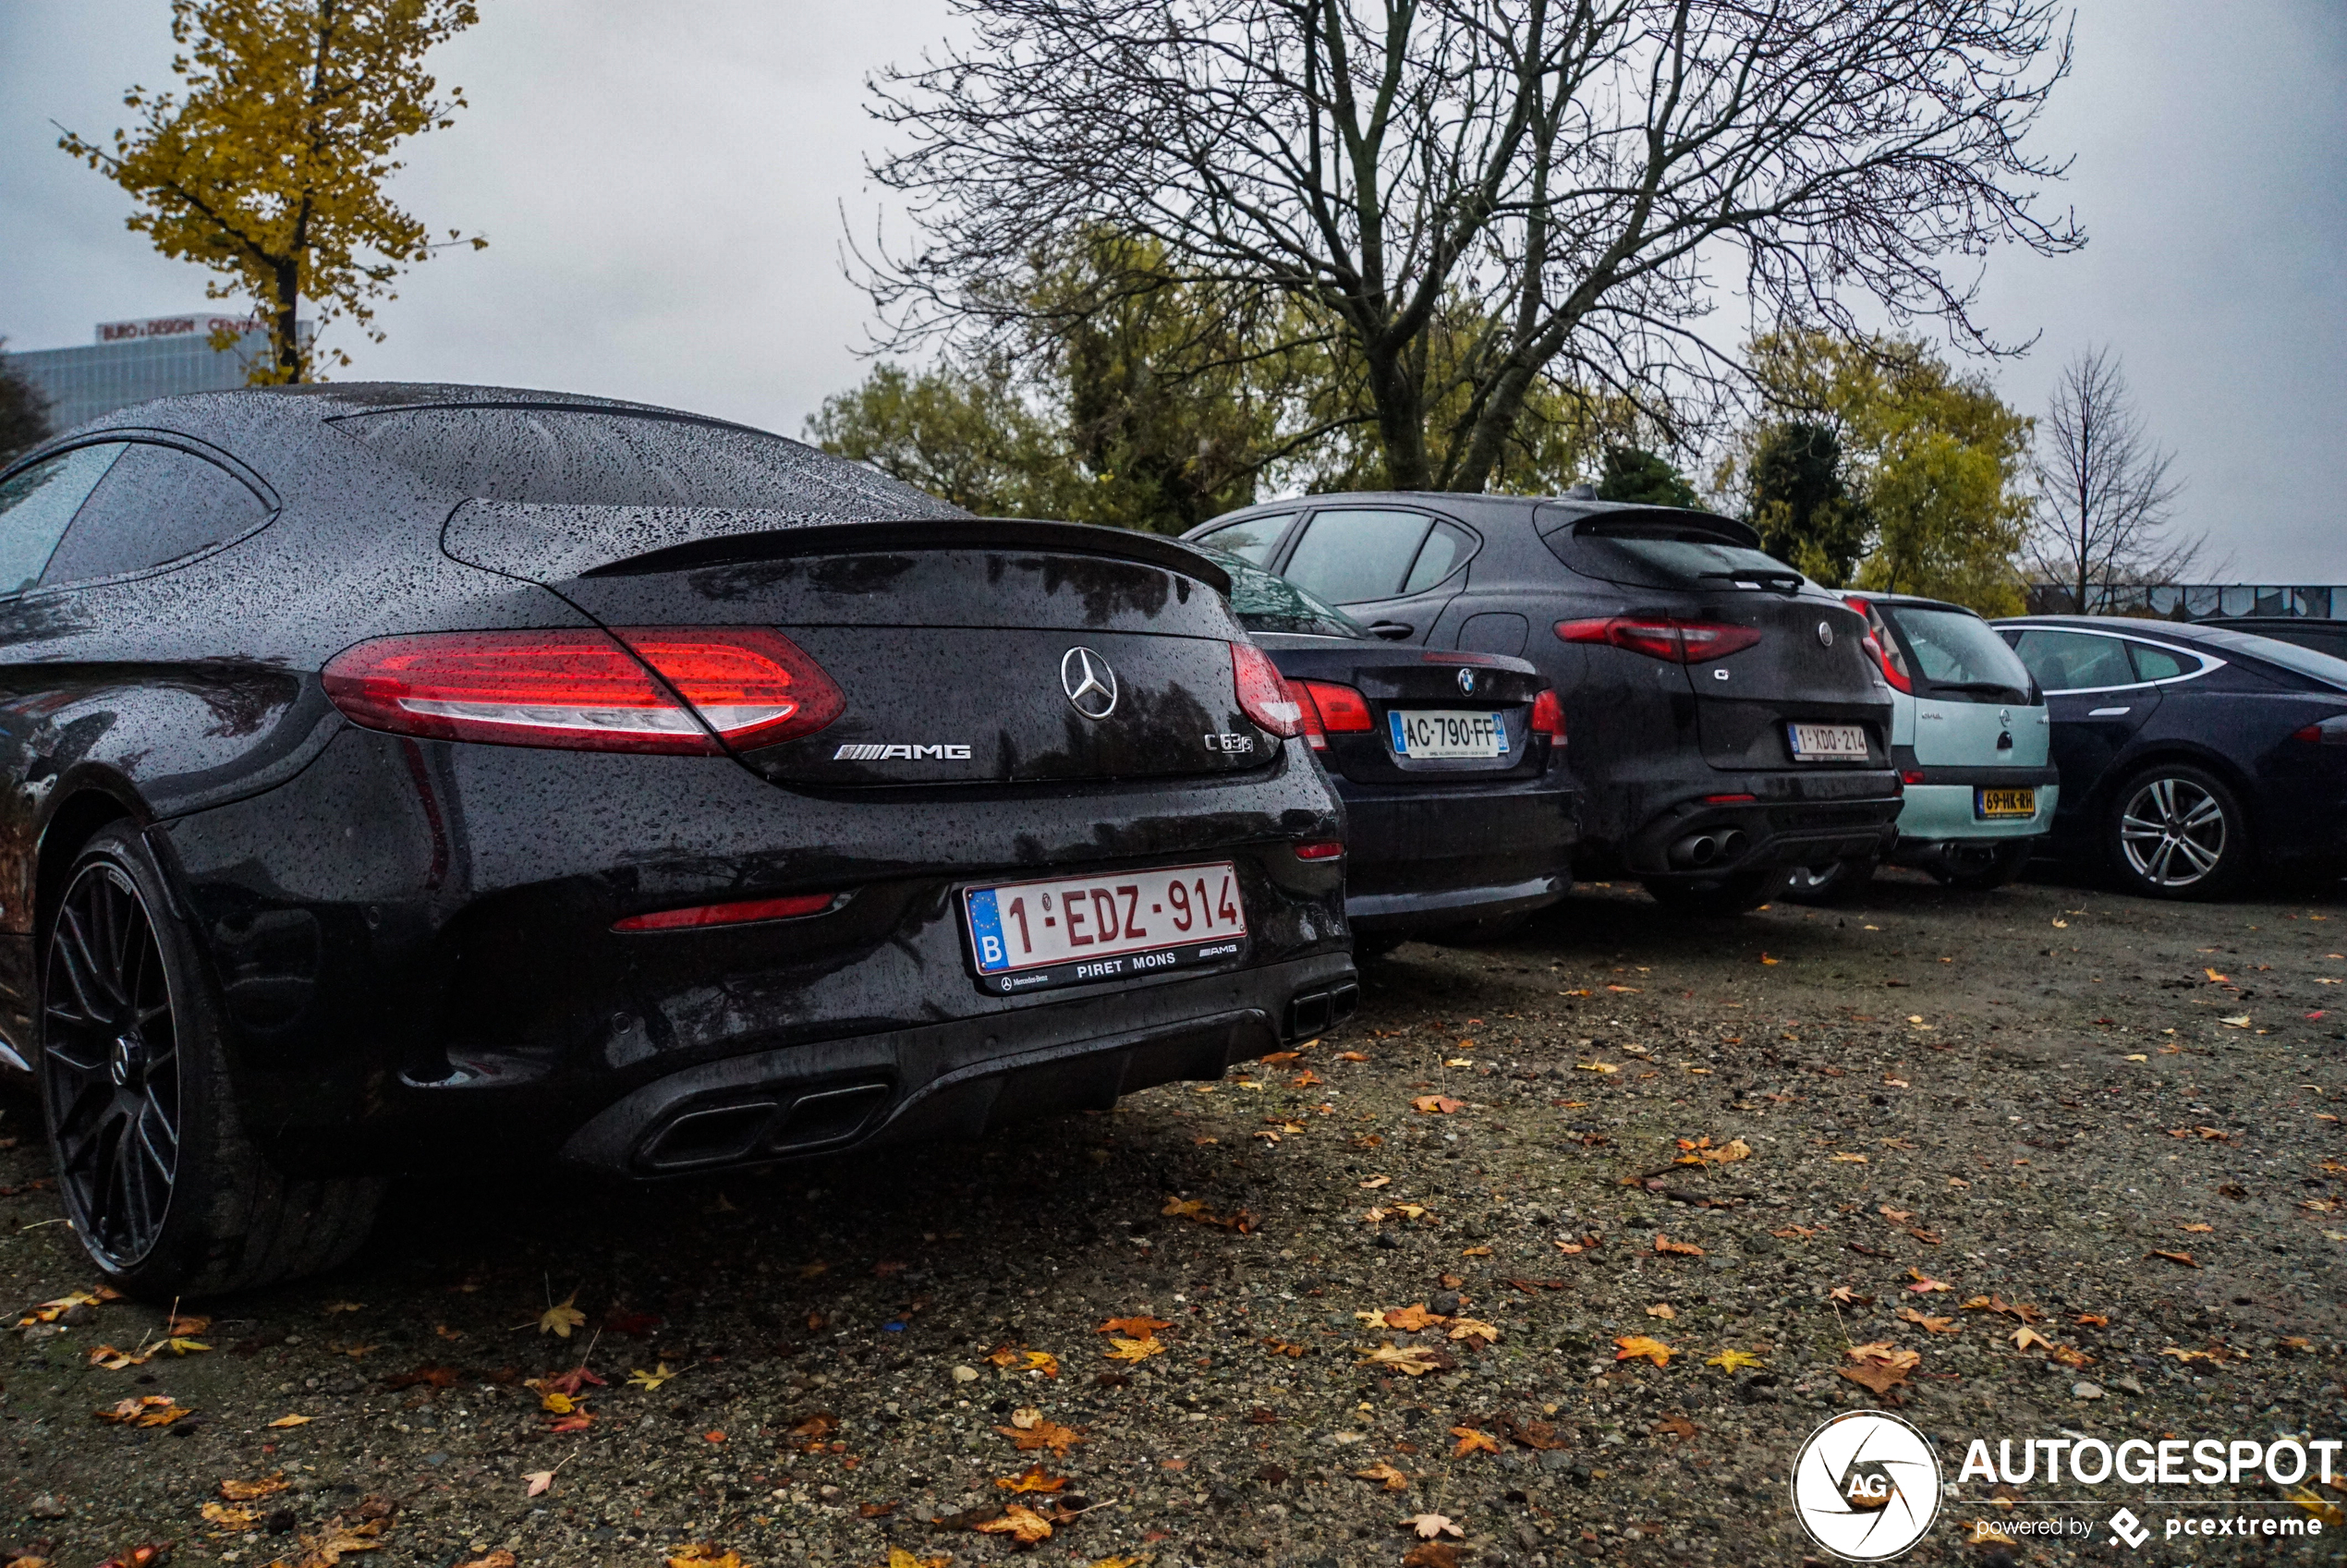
[2103,763,2251,900]
[1781,856,1876,906]
[1641,869,1779,917]
[1352,930,1409,962]
[1929,839,2032,893]
[38,824,384,1298]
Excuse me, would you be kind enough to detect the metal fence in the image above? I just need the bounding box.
[2025,583,2339,620]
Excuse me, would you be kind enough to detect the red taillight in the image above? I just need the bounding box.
[1554,617,1762,663]
[1293,840,1344,861]
[1902,769,1927,785]
[2293,716,2347,745]
[1294,680,1329,750]
[1232,641,1305,737]
[1299,680,1375,734]
[616,628,845,748]
[1844,596,1914,694]
[323,626,843,753]
[613,892,838,932]
[1704,792,1756,804]
[1530,688,1566,742]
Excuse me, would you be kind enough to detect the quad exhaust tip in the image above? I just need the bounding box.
[1668,827,1749,869]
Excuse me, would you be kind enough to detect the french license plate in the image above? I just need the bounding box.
[1388,709,1508,760]
[1786,722,1868,761]
[963,861,1249,994]
[1976,787,2037,819]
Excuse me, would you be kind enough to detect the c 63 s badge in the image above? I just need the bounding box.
[1203,732,1255,755]
[833,743,973,760]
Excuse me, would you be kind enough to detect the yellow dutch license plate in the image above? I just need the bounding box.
[1976,787,2036,819]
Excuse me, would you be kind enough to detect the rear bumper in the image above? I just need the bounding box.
[1894,772,2060,845]
[563,951,1356,1174]
[1619,768,1903,881]
[1332,767,1577,932]
[153,724,1350,1174]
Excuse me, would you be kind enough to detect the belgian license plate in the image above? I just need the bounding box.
[963,861,1249,994]
[1388,709,1508,759]
[1976,786,2037,819]
[1786,722,1868,761]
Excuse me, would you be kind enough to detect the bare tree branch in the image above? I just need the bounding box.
[856,0,2083,491]
[2026,345,2206,614]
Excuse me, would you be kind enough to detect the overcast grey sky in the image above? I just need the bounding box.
[3,1,2340,580]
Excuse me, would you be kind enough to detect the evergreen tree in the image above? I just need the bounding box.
[1593,447,1700,508]
[1747,420,1869,587]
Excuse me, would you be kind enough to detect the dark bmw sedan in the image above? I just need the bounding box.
[1197,545,1576,953]
[1995,616,2347,897]
[0,385,1355,1295]
[1185,494,1901,914]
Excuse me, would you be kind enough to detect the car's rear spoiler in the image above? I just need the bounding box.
[1534,503,1763,550]
[444,504,1234,593]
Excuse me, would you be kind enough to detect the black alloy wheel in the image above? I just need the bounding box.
[43,855,180,1270]
[2107,763,2248,899]
[37,825,385,1297]
[1781,855,1877,906]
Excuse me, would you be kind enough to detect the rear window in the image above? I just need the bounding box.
[1878,603,2035,693]
[1192,544,1367,638]
[334,405,955,512]
[1546,513,1799,592]
[2187,624,2347,692]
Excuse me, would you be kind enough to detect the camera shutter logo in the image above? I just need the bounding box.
[1789,1410,1941,1561]
[1060,647,1119,719]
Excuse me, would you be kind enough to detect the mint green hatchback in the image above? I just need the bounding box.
[1783,592,2058,900]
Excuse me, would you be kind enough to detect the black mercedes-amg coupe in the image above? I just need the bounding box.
[0,385,1355,1295]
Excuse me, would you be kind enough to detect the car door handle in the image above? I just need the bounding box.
[1368,621,1415,641]
[2087,706,2131,717]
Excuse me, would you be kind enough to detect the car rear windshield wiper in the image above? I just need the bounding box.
[1696,568,1805,592]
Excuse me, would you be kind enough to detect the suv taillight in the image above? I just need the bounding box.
[1531,689,1566,741]
[1231,640,1305,737]
[2292,716,2347,745]
[1555,616,1763,663]
[1298,680,1374,737]
[322,626,845,753]
[1843,596,1913,694]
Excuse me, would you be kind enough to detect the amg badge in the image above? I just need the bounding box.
[833,743,974,760]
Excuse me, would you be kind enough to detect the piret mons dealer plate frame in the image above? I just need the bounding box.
[962,860,1252,995]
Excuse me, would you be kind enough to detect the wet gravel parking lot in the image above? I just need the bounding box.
[0,869,2342,1568]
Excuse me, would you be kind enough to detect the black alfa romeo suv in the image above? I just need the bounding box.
[1186,493,1902,914]
[0,385,1355,1295]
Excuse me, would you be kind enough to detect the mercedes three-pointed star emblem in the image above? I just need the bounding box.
[1060,646,1119,720]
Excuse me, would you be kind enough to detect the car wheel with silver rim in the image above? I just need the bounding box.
[2105,762,2248,900]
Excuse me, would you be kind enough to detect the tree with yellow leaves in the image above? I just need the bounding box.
[1725,332,2035,615]
[58,0,487,383]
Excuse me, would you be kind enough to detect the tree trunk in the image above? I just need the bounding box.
[270,257,302,383]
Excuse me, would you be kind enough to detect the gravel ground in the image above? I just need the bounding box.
[1,869,2343,1568]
